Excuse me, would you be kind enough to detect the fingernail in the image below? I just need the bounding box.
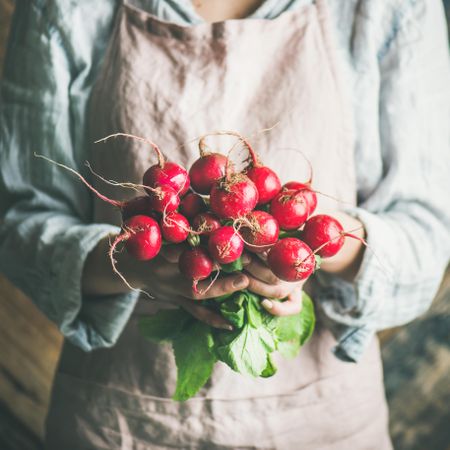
[261,299,273,310]
[233,275,247,288]
[242,254,251,265]
[216,323,234,331]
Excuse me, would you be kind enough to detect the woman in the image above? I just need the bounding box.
[1,0,449,448]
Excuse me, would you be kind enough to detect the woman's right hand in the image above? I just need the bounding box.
[137,245,250,330]
[82,236,250,330]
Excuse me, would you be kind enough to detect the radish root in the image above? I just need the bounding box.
[84,162,147,193]
[197,268,221,296]
[34,153,123,208]
[95,133,165,168]
[108,232,154,300]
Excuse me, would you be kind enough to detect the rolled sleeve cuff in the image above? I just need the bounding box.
[331,324,377,362]
[314,208,394,361]
[50,224,139,351]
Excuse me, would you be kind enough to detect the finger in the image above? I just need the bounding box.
[159,244,185,263]
[261,289,303,316]
[246,275,293,299]
[244,256,280,285]
[256,251,269,262]
[149,258,180,279]
[241,252,252,266]
[179,299,234,331]
[191,273,249,300]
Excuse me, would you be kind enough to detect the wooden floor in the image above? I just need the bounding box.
[1,1,450,449]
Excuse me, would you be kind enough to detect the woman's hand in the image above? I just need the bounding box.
[243,252,304,316]
[82,237,250,330]
[141,245,249,330]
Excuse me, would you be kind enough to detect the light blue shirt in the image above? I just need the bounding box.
[1,0,449,361]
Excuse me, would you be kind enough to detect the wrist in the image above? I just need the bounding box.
[82,234,147,296]
[113,239,149,289]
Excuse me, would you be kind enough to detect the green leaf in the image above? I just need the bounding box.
[298,293,315,345]
[216,324,275,377]
[245,293,263,328]
[261,310,279,333]
[172,322,217,401]
[187,233,201,247]
[138,309,192,342]
[255,203,270,213]
[260,354,278,378]
[221,257,244,273]
[220,294,246,328]
[272,292,315,357]
[278,230,301,239]
[277,340,301,359]
[275,314,300,342]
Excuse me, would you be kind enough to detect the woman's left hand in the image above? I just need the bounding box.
[243,253,304,316]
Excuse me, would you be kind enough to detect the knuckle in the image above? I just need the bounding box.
[272,287,289,299]
[226,279,239,292]
[268,274,281,285]
[193,309,208,321]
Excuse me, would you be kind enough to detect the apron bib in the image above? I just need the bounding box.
[45,1,392,449]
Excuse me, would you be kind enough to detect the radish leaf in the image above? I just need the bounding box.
[216,324,275,377]
[261,354,277,378]
[298,293,315,345]
[221,257,244,273]
[277,340,301,358]
[245,294,263,328]
[172,322,216,401]
[220,293,246,328]
[139,309,192,342]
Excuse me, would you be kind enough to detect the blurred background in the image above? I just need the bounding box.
[0,1,449,449]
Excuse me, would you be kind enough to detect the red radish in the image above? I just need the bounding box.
[94,133,190,196]
[267,238,315,282]
[246,166,281,205]
[302,214,344,258]
[143,161,190,197]
[114,215,162,261]
[180,192,206,219]
[192,212,221,236]
[121,196,154,220]
[283,181,317,216]
[160,212,190,243]
[179,247,214,290]
[208,226,244,264]
[210,174,259,219]
[217,130,281,205]
[239,211,279,253]
[147,185,180,213]
[189,145,228,194]
[270,189,308,230]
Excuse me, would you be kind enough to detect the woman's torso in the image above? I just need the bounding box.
[45,1,393,448]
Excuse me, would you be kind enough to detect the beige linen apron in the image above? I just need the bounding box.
[45,1,392,448]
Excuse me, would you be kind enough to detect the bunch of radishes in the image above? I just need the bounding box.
[89,131,353,293]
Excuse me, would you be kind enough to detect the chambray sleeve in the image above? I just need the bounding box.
[0,0,139,351]
[316,0,450,361]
